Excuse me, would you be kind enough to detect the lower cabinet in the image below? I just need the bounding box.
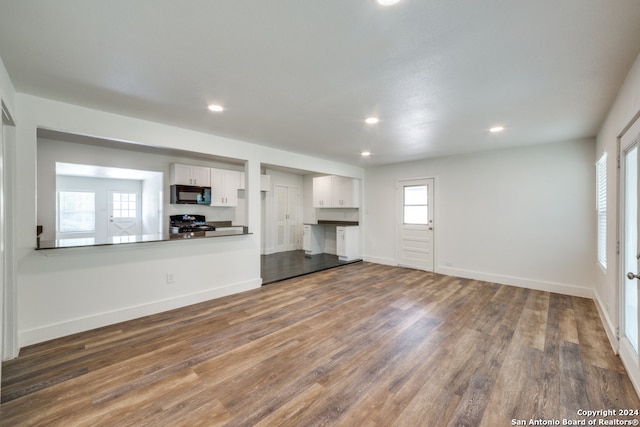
[336,226,360,261]
[303,224,325,255]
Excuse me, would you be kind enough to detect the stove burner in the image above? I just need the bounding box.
[169,214,215,234]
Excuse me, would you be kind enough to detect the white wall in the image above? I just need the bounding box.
[364,138,596,297]
[14,94,363,349]
[596,51,640,349]
[1,56,17,369]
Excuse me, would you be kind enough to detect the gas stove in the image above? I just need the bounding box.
[169,214,215,234]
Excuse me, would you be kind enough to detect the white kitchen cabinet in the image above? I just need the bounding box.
[331,176,360,208]
[210,168,241,206]
[171,164,211,186]
[312,176,332,207]
[303,224,325,255]
[313,175,359,208]
[336,226,360,261]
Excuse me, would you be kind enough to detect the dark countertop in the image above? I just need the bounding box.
[307,220,359,226]
[36,226,250,250]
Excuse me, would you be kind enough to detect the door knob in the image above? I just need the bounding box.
[627,272,640,280]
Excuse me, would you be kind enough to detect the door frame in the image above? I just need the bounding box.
[395,176,436,272]
[618,110,640,397]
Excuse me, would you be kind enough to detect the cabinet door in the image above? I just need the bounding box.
[210,168,226,206]
[303,225,311,251]
[172,164,211,186]
[332,176,359,208]
[313,176,332,207]
[172,164,192,185]
[191,166,211,187]
[210,168,240,206]
[336,226,346,256]
[223,170,241,206]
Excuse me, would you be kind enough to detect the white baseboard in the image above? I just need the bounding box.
[363,255,397,266]
[593,287,620,354]
[400,265,593,298]
[18,278,262,348]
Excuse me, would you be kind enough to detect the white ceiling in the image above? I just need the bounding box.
[1,1,640,166]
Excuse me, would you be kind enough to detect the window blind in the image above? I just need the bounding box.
[596,153,607,270]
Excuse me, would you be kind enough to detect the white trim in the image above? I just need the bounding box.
[620,338,640,398]
[436,266,593,298]
[18,278,261,347]
[594,286,620,353]
[363,255,397,266]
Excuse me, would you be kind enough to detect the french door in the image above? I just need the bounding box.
[620,115,640,393]
[396,178,434,271]
[274,185,300,253]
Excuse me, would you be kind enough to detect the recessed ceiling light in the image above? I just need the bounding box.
[365,117,379,125]
[361,151,371,157]
[377,0,400,5]
[489,126,504,133]
[208,104,224,112]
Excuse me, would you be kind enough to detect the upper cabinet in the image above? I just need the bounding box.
[210,168,242,207]
[313,175,360,208]
[313,176,332,207]
[171,163,211,187]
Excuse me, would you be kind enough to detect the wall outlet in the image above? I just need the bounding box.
[166,273,175,284]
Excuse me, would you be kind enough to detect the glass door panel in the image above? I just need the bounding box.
[624,144,639,353]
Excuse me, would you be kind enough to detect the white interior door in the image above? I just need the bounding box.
[274,185,300,252]
[397,178,434,271]
[621,117,640,394]
[108,190,141,242]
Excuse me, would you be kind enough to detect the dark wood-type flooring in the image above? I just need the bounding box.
[261,250,360,285]
[1,263,639,426]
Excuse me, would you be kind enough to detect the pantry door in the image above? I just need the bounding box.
[396,178,434,271]
[620,114,640,393]
[274,185,300,253]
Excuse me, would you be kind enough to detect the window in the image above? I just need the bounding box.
[112,192,137,218]
[57,191,96,233]
[596,153,607,270]
[403,185,428,225]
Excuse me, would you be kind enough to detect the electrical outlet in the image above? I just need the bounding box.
[166,273,175,284]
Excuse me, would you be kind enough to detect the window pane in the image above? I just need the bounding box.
[112,192,138,219]
[404,206,428,225]
[404,186,427,205]
[58,191,95,232]
[625,146,638,352]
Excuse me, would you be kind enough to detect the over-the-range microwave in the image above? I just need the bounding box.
[170,184,211,205]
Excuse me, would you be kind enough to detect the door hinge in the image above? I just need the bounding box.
[617,241,620,255]
[616,327,620,339]
[618,156,621,169]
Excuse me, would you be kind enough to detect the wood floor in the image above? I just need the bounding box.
[1,263,638,426]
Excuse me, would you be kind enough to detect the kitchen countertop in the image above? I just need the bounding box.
[306,220,359,226]
[36,226,250,250]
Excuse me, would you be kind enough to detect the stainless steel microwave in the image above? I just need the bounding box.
[170,185,211,205]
